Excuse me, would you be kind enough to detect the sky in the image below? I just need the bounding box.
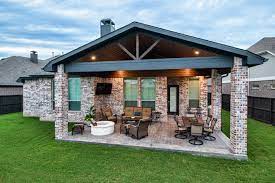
[0,0,274,59]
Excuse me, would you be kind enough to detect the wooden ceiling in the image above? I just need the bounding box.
[79,32,218,62]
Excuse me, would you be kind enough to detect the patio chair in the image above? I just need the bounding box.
[142,107,152,119]
[72,123,84,135]
[189,124,204,145]
[122,107,134,123]
[128,118,151,139]
[101,107,118,123]
[174,115,188,139]
[203,118,217,141]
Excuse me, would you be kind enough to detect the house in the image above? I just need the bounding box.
[18,19,265,159]
[222,37,275,98]
[0,52,52,114]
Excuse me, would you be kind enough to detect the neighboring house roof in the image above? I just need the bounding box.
[44,22,265,72]
[221,37,275,84]
[0,56,51,86]
[16,56,58,83]
[248,37,275,55]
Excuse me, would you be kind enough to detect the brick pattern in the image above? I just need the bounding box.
[167,78,189,116]
[54,64,68,139]
[211,69,222,130]
[230,57,248,155]
[199,76,208,119]
[156,77,168,121]
[23,78,54,120]
[94,77,124,118]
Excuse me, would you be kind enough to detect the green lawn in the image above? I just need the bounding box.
[0,111,275,182]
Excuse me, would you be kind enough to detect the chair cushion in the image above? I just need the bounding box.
[124,107,134,116]
[105,111,112,117]
[142,108,152,118]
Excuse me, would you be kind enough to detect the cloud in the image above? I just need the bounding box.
[0,0,274,59]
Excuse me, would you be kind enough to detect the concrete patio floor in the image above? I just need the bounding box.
[62,120,245,160]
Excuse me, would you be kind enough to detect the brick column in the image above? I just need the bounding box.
[230,57,248,156]
[155,77,167,122]
[199,76,208,119]
[54,64,68,139]
[211,69,222,130]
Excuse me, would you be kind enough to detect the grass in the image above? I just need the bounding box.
[0,111,275,182]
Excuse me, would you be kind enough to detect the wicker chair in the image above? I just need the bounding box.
[174,115,189,139]
[101,107,118,123]
[203,118,217,141]
[128,118,151,139]
[189,124,204,145]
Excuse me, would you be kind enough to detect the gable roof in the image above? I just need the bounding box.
[0,56,51,86]
[248,37,275,55]
[43,22,266,72]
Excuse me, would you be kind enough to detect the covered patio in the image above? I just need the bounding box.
[43,22,265,160]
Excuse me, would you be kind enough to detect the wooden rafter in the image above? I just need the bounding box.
[136,33,139,59]
[117,43,136,60]
[139,39,160,59]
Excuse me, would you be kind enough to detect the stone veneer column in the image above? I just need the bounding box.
[199,76,208,119]
[155,77,167,122]
[230,57,248,156]
[211,69,222,130]
[54,64,68,139]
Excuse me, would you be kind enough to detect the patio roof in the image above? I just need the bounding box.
[65,56,233,73]
[43,22,266,72]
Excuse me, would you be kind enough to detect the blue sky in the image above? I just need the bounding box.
[0,0,274,59]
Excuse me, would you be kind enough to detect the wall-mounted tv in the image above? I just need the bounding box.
[95,83,112,95]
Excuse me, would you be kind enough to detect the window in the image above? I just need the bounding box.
[124,78,138,107]
[271,84,275,90]
[141,78,156,110]
[252,84,260,90]
[189,78,199,108]
[68,77,81,111]
[51,79,55,110]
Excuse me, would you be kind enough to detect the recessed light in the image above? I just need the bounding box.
[194,50,200,55]
[91,55,96,60]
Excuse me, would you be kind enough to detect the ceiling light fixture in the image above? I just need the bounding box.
[194,50,200,55]
[91,55,96,60]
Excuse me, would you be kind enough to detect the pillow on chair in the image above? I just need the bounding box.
[134,112,142,116]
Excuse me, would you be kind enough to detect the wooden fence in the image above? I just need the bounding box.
[208,93,275,125]
[0,95,23,114]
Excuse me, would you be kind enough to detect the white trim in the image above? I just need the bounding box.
[223,76,275,83]
[257,50,275,56]
[249,76,275,81]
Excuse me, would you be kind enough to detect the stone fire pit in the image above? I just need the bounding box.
[91,121,115,136]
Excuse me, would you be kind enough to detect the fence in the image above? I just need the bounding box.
[208,93,275,125]
[0,95,23,114]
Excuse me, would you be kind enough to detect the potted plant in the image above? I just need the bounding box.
[84,106,97,126]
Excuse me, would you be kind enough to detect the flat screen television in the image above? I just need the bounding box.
[95,83,112,95]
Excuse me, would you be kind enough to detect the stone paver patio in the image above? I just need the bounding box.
[63,120,244,160]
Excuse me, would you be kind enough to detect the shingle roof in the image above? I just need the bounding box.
[0,56,53,86]
[248,37,275,54]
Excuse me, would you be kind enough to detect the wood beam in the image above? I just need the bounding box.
[136,33,139,60]
[139,39,160,59]
[117,43,136,60]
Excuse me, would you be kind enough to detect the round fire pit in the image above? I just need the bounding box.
[91,121,115,136]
